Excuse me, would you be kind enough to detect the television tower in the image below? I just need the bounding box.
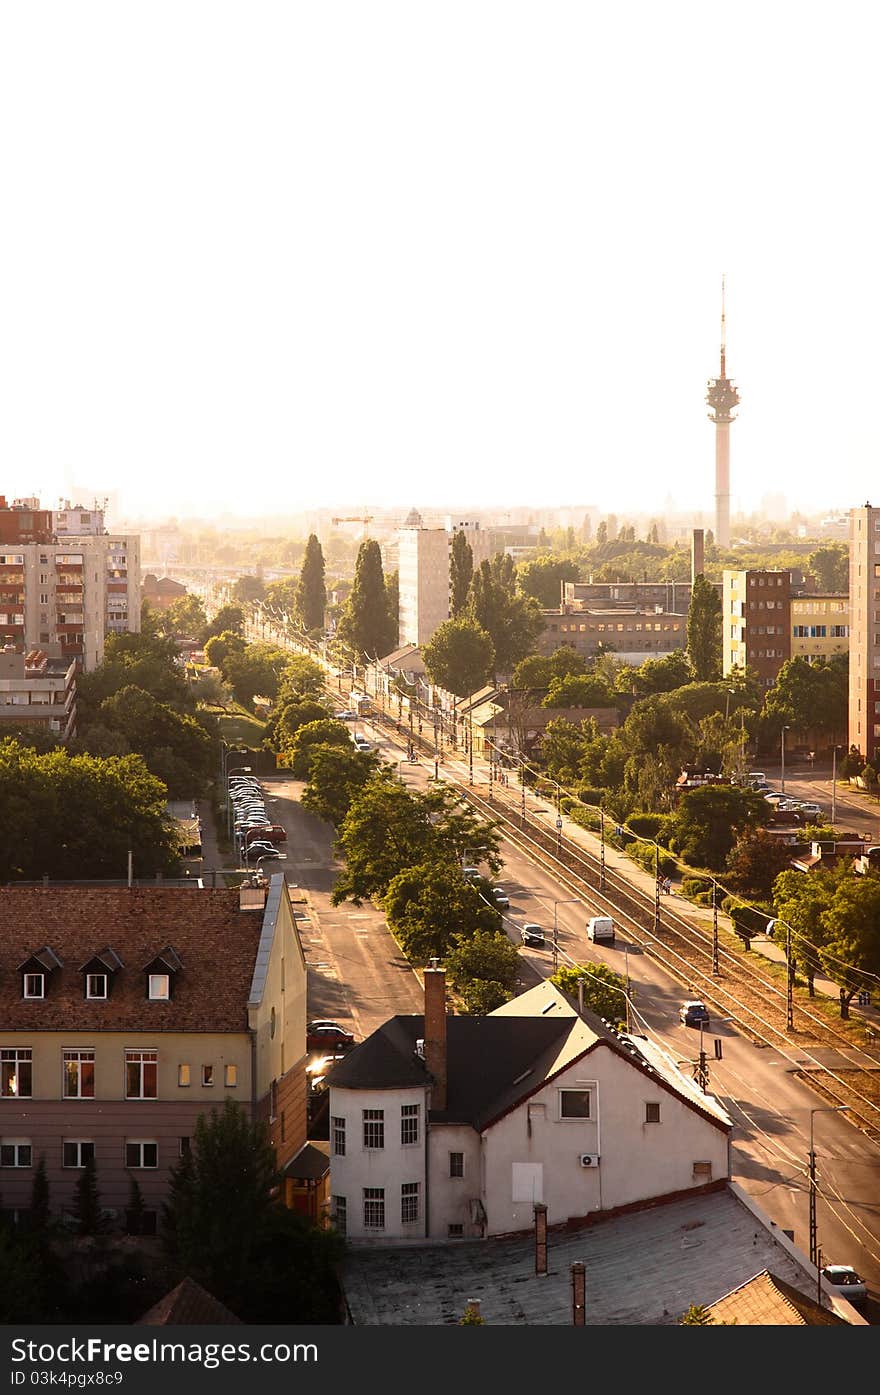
[705,278,740,549]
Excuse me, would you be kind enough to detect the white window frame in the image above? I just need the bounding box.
[202,1064,214,1087]
[0,1138,32,1168]
[558,1087,593,1120]
[63,1049,96,1099]
[362,1109,384,1150]
[23,973,45,1000]
[332,1117,346,1156]
[401,1182,420,1225]
[400,1103,420,1146]
[125,1049,158,1100]
[62,1139,95,1169]
[363,1187,385,1229]
[148,973,170,1001]
[86,973,108,1000]
[1,1048,32,1099]
[125,1140,159,1169]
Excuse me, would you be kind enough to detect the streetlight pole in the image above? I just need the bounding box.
[809,1106,850,1265]
[654,843,661,934]
[781,724,789,795]
[599,802,606,891]
[786,919,794,1031]
[831,744,838,826]
[555,782,562,857]
[712,879,719,976]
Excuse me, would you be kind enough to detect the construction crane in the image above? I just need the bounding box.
[331,515,374,536]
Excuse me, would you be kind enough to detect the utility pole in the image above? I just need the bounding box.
[831,744,837,826]
[599,802,606,891]
[654,843,661,935]
[695,1021,709,1093]
[712,880,719,976]
[786,920,794,1031]
[521,761,526,827]
[623,946,632,1032]
[556,783,562,857]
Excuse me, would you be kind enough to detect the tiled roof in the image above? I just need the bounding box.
[137,1277,242,1325]
[708,1269,847,1325]
[0,887,263,1033]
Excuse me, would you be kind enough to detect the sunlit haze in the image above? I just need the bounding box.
[0,2,876,524]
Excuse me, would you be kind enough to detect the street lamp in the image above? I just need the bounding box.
[809,1106,850,1265]
[780,724,790,795]
[724,688,735,723]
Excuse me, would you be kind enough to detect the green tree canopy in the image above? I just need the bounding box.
[336,539,397,661]
[630,650,694,696]
[157,593,207,638]
[232,575,265,605]
[761,654,848,743]
[422,617,495,697]
[516,557,580,608]
[542,673,616,708]
[512,650,587,688]
[725,828,796,898]
[807,544,848,592]
[772,866,837,997]
[450,529,474,618]
[332,777,434,904]
[819,872,880,1017]
[383,862,502,963]
[467,556,543,674]
[686,575,722,681]
[201,604,245,643]
[285,718,353,779]
[276,654,327,703]
[265,697,331,752]
[446,929,519,1012]
[203,629,246,672]
[668,784,766,870]
[300,743,381,826]
[80,685,214,798]
[296,533,327,631]
[221,642,290,709]
[550,962,628,1027]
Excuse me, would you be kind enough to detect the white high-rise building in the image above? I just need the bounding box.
[397,523,493,648]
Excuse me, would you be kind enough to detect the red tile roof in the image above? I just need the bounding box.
[0,887,262,1033]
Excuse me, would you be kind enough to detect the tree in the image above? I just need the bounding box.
[222,642,290,710]
[285,718,353,779]
[513,650,586,689]
[551,963,627,1027]
[204,630,246,672]
[384,862,502,963]
[126,1175,146,1236]
[90,685,214,798]
[819,873,880,1017]
[385,568,399,639]
[332,778,434,904]
[28,1154,50,1236]
[516,557,580,608]
[446,930,519,1012]
[773,867,836,997]
[450,530,474,617]
[679,1304,716,1325]
[232,575,265,605]
[762,654,848,744]
[159,593,207,638]
[542,674,615,708]
[301,743,381,826]
[807,544,848,593]
[467,558,543,674]
[686,575,722,681]
[74,1153,103,1235]
[423,785,503,873]
[295,534,327,631]
[423,617,495,698]
[336,540,397,661]
[595,521,608,546]
[668,784,766,870]
[725,828,795,897]
[265,697,331,752]
[162,1099,342,1322]
[201,604,244,643]
[276,654,327,703]
[630,650,693,696]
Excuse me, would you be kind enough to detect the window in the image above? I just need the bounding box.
[178,1064,191,1087]
[645,1102,662,1124]
[363,1109,384,1150]
[85,974,107,1000]
[224,1064,237,1088]
[202,1065,214,1087]
[178,1137,191,1158]
[559,1088,592,1119]
[401,1182,420,1225]
[448,1223,464,1238]
[449,1151,465,1178]
[148,974,170,1000]
[0,1140,32,1168]
[62,1140,94,1169]
[332,1117,346,1156]
[125,1050,157,1099]
[125,1141,158,1169]
[333,1197,347,1235]
[23,974,44,999]
[400,1103,419,1146]
[363,1187,385,1229]
[63,1050,95,1099]
[1,1049,32,1098]
[270,1078,278,1119]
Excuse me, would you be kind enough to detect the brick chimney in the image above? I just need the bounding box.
[423,961,448,1111]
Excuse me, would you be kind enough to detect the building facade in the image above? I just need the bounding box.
[0,878,307,1228]
[790,595,849,661]
[540,607,687,663]
[723,569,792,686]
[397,525,493,647]
[848,503,880,763]
[0,647,77,740]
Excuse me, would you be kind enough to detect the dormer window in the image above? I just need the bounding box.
[79,948,123,1001]
[143,948,182,1002]
[18,947,62,1002]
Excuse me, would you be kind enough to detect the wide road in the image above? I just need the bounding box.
[342,712,880,1313]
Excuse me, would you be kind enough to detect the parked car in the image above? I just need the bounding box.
[491,886,510,909]
[336,709,357,721]
[462,866,482,883]
[353,737,372,753]
[821,1265,867,1306]
[246,843,280,859]
[797,802,822,818]
[306,1022,355,1052]
[243,823,287,845]
[679,1000,710,1028]
[520,923,546,947]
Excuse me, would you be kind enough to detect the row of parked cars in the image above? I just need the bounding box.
[747,772,822,821]
[229,776,287,863]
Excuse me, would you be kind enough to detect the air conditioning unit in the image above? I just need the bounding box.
[579,1153,600,1168]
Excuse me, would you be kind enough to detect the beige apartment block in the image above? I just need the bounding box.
[397,524,492,647]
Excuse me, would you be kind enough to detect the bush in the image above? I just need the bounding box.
[577,785,607,808]
[626,812,668,840]
[560,796,578,815]
[625,840,678,878]
[568,807,601,833]
[722,899,770,940]
[681,876,712,900]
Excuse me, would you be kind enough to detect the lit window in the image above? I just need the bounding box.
[1,1049,32,1098]
[148,974,170,1000]
[23,974,44,1000]
[224,1064,237,1088]
[125,1050,158,1099]
[63,1050,95,1098]
[178,1064,191,1087]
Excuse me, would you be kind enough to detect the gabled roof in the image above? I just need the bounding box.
[17,945,63,974]
[136,1277,241,1325]
[707,1269,847,1326]
[0,888,264,1033]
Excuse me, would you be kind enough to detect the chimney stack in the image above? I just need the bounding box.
[691,528,704,583]
[423,961,448,1111]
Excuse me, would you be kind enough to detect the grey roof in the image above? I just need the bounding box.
[342,1187,825,1325]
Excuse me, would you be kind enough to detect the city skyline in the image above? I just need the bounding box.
[1,5,877,522]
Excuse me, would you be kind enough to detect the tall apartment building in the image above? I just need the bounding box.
[0,533,140,670]
[848,504,880,763]
[397,524,493,648]
[723,569,793,687]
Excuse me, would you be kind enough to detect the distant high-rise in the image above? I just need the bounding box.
[706,279,740,549]
[848,503,879,763]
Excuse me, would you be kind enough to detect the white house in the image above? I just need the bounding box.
[328,969,732,1244]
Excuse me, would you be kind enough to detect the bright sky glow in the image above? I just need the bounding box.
[0,2,876,522]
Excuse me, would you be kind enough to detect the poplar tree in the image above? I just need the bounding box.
[687,574,722,681]
[295,534,327,632]
[336,540,397,660]
[449,530,474,617]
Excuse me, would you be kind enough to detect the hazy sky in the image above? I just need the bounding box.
[0,3,876,523]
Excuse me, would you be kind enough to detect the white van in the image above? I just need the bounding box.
[586,915,615,945]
